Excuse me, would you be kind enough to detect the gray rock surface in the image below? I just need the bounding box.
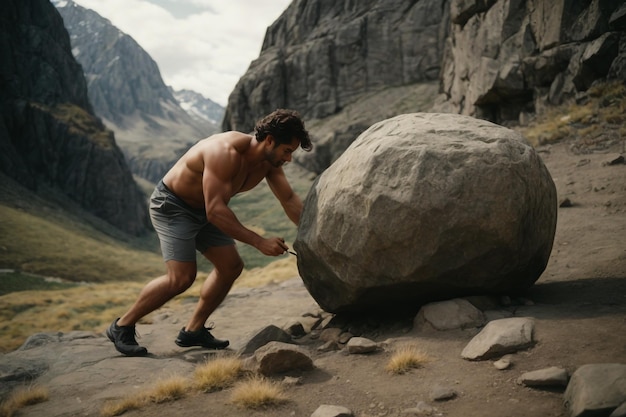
[461,317,535,360]
[517,366,569,387]
[414,298,486,331]
[295,112,557,313]
[564,363,626,417]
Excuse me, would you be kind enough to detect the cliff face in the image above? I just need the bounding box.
[224,0,625,155]
[0,0,150,235]
[440,0,626,121]
[223,0,449,133]
[54,0,219,183]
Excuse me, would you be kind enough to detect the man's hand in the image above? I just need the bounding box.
[256,237,290,256]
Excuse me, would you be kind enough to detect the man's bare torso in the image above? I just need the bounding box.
[162,131,273,209]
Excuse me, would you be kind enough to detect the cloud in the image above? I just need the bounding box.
[73,0,291,106]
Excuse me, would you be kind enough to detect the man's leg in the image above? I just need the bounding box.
[107,260,197,356]
[183,244,244,332]
[118,260,198,327]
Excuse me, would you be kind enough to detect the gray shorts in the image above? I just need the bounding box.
[149,180,235,262]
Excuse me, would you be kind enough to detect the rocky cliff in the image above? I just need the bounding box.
[439,0,626,121]
[53,0,220,183]
[0,0,150,235]
[224,0,626,173]
[223,0,449,133]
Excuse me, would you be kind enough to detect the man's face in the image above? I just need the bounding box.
[267,137,300,168]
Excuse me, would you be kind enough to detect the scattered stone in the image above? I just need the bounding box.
[284,320,307,337]
[461,317,535,360]
[253,341,314,376]
[517,366,569,387]
[311,404,354,417]
[603,154,625,166]
[346,337,379,354]
[414,298,486,331]
[317,340,340,352]
[237,325,293,356]
[320,327,343,343]
[402,401,436,415]
[338,332,354,344]
[300,315,323,333]
[430,385,457,401]
[564,363,626,417]
[560,198,574,208]
[282,376,302,386]
[494,355,513,370]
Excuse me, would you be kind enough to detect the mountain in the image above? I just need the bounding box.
[52,0,220,183]
[172,88,225,126]
[0,0,150,236]
[224,0,626,174]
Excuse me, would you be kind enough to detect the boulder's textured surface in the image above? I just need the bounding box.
[295,113,556,313]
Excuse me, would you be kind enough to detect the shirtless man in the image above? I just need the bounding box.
[107,109,312,356]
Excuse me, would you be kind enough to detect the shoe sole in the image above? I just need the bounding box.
[175,339,229,349]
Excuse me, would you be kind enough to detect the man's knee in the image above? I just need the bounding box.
[219,258,244,282]
[166,270,196,294]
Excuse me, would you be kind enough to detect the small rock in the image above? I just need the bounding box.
[346,337,378,354]
[603,155,625,166]
[493,355,512,370]
[517,366,569,387]
[402,401,435,415]
[254,341,314,376]
[282,376,302,386]
[320,327,343,342]
[414,298,486,331]
[317,340,340,352]
[338,332,354,344]
[311,404,354,417]
[560,198,573,208]
[461,317,535,360]
[564,363,626,417]
[430,385,457,401]
[284,320,307,337]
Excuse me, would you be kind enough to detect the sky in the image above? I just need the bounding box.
[72,0,293,106]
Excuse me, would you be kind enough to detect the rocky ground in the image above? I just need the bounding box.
[1,136,625,417]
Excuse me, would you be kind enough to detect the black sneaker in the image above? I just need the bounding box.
[175,326,229,350]
[106,318,148,356]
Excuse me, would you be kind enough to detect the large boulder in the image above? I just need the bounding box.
[294,113,557,313]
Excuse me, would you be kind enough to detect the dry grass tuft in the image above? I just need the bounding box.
[100,395,145,417]
[193,355,244,392]
[385,344,432,374]
[148,375,190,403]
[100,375,190,416]
[0,385,49,417]
[230,376,288,409]
[519,80,626,148]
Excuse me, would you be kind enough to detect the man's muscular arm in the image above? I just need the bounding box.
[266,167,303,225]
[202,146,288,256]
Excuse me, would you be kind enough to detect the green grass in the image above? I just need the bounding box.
[0,204,164,283]
[0,271,77,296]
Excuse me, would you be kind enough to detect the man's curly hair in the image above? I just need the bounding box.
[254,109,312,151]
